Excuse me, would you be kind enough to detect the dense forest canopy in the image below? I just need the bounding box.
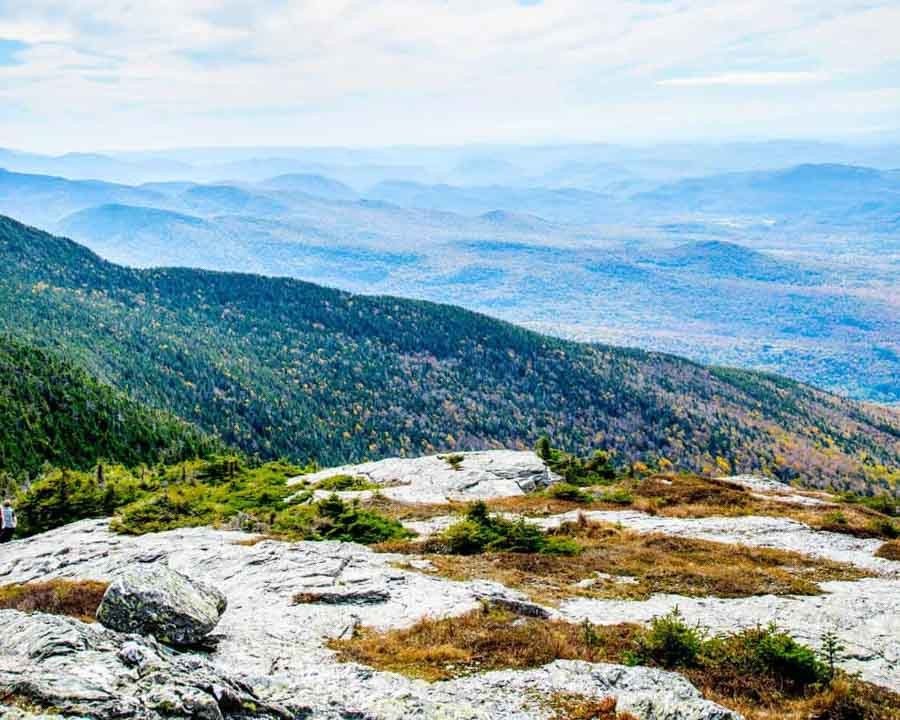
[0,215,897,492]
[0,334,216,476]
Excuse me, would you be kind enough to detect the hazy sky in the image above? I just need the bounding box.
[1,0,899,153]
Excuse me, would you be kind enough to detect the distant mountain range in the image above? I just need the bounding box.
[4,140,900,187]
[0,163,897,404]
[1,215,897,492]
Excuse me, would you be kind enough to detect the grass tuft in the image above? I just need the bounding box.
[875,539,900,561]
[545,693,638,720]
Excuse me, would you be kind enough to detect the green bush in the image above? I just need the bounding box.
[111,485,216,534]
[546,483,593,503]
[312,494,412,544]
[867,517,899,539]
[541,536,583,556]
[314,474,378,491]
[438,501,582,556]
[598,488,634,505]
[628,609,703,668]
[701,624,825,691]
[535,441,618,487]
[17,465,153,536]
[443,519,500,555]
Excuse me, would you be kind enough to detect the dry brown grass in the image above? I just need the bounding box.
[389,520,865,604]
[331,608,900,720]
[363,473,898,544]
[328,607,641,681]
[359,493,464,521]
[545,693,638,720]
[231,535,274,546]
[0,579,109,622]
[875,539,900,561]
[695,673,900,720]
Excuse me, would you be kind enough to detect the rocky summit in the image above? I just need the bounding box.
[0,451,898,719]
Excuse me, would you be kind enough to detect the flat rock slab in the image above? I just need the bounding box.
[291,450,559,503]
[97,563,227,646]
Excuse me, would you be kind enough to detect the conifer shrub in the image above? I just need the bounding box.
[535,440,618,486]
[434,501,582,556]
[17,465,153,536]
[546,483,593,503]
[626,609,703,668]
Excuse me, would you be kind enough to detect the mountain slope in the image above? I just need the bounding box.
[0,334,216,475]
[0,215,897,491]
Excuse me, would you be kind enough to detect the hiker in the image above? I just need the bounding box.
[0,500,16,543]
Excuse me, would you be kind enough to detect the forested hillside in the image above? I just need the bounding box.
[0,215,897,492]
[0,334,216,476]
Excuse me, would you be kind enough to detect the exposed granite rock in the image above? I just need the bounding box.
[0,609,298,719]
[0,520,741,719]
[97,563,227,646]
[718,474,836,507]
[290,450,560,503]
[2,456,897,718]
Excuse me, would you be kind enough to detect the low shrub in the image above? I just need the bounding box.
[313,494,413,544]
[541,536,583,556]
[598,488,634,505]
[536,439,618,486]
[273,495,412,544]
[437,502,581,556]
[16,465,153,536]
[546,483,593,503]
[626,608,703,668]
[313,474,378,492]
[701,624,825,694]
[440,453,465,470]
[867,517,899,539]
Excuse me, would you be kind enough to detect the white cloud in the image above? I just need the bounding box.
[658,71,826,87]
[0,0,898,151]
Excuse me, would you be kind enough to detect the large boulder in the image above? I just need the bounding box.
[97,563,226,646]
[290,450,560,503]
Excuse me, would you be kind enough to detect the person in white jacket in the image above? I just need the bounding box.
[0,500,16,543]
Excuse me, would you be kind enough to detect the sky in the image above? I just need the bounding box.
[1,0,899,153]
